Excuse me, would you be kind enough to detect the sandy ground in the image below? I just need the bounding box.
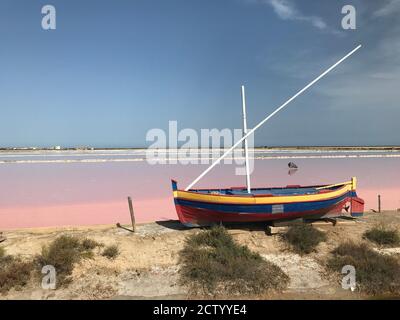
[1,211,400,300]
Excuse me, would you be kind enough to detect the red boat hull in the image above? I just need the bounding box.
[172,179,364,227]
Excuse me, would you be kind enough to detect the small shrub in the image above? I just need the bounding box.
[363,225,400,246]
[282,224,327,255]
[179,226,289,296]
[102,245,120,260]
[0,248,13,266]
[81,238,102,250]
[327,241,400,295]
[0,256,34,294]
[35,235,97,287]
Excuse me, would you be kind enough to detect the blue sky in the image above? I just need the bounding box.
[0,0,399,147]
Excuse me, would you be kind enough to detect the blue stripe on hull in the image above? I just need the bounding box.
[175,192,351,215]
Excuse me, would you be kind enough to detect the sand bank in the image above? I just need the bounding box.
[1,211,400,300]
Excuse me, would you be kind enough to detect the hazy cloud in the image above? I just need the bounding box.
[267,0,327,30]
[374,0,400,17]
[315,24,400,113]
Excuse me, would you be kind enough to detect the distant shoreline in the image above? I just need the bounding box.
[1,146,400,164]
[1,146,400,152]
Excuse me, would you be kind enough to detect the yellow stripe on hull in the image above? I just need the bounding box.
[173,183,352,205]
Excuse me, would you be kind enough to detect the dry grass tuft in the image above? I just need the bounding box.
[0,247,34,294]
[101,245,120,260]
[281,224,327,255]
[363,225,400,247]
[35,235,101,287]
[179,226,289,296]
[327,241,400,296]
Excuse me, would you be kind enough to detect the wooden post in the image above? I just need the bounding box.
[128,197,136,232]
[378,194,381,213]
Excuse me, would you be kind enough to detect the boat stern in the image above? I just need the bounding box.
[350,194,364,217]
[350,177,364,217]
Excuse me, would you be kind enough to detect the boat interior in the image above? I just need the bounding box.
[188,184,344,197]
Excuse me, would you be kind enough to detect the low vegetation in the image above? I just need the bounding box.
[0,248,34,294]
[35,235,101,287]
[179,226,289,296]
[81,238,103,250]
[0,247,13,266]
[363,225,400,247]
[1,235,109,293]
[101,245,120,260]
[327,241,400,296]
[1,236,105,293]
[281,224,327,255]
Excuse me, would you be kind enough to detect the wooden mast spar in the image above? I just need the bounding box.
[185,45,362,191]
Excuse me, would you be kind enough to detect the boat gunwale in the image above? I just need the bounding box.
[187,184,327,192]
[173,184,353,205]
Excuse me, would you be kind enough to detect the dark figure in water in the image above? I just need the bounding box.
[288,162,298,169]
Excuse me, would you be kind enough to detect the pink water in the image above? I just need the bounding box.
[0,157,399,229]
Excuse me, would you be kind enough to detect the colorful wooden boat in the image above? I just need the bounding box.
[172,67,365,227]
[172,178,364,227]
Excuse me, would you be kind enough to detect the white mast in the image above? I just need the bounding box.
[241,85,251,193]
